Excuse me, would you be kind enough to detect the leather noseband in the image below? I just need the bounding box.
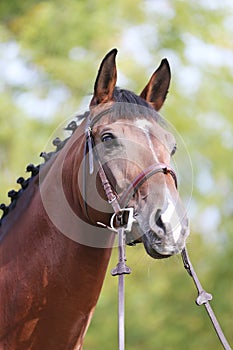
[119,163,177,207]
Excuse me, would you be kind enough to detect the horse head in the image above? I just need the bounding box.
[83,49,189,259]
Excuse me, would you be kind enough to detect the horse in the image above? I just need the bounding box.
[0,49,189,350]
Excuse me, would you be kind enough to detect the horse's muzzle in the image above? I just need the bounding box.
[144,199,189,258]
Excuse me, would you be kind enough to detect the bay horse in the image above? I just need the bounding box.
[0,49,189,350]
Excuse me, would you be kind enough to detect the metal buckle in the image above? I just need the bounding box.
[110,207,135,233]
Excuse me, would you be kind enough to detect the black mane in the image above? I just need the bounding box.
[106,87,163,124]
[113,87,149,106]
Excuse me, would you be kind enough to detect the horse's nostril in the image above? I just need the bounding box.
[154,209,161,223]
[156,215,165,231]
[149,209,166,235]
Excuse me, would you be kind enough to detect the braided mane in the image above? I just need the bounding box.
[0,113,87,226]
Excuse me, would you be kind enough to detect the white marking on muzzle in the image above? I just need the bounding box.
[161,196,182,243]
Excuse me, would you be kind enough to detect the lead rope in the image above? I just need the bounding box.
[181,246,231,350]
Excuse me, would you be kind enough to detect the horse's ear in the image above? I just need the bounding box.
[90,49,117,106]
[140,59,171,111]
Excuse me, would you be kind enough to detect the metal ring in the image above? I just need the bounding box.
[110,208,135,233]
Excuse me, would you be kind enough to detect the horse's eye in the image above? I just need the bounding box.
[101,133,114,143]
[171,144,177,156]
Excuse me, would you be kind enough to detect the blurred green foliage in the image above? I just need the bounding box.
[0,1,233,349]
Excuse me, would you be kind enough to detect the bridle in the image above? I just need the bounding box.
[83,108,178,228]
[83,108,231,350]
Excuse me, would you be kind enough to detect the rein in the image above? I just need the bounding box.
[181,247,231,350]
[84,109,231,350]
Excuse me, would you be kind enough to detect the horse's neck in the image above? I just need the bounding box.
[0,131,114,349]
